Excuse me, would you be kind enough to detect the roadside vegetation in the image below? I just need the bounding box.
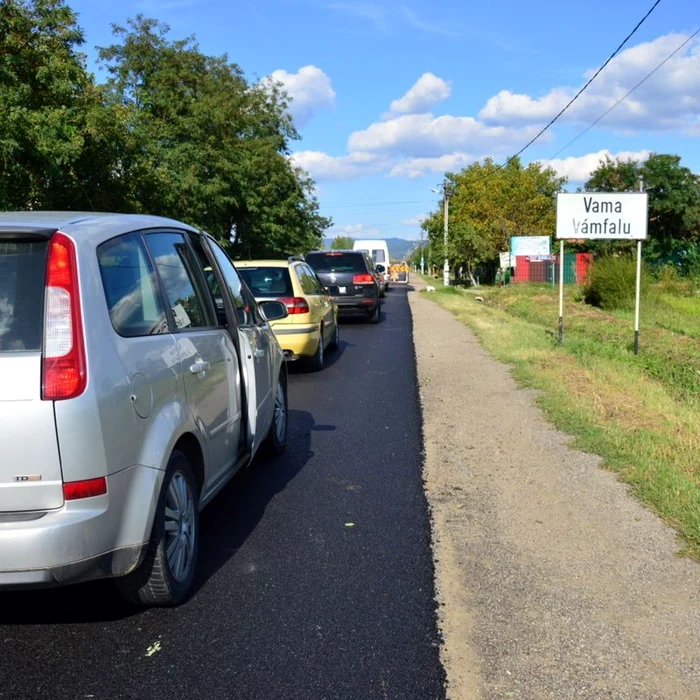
[420,274,700,558]
[414,153,700,282]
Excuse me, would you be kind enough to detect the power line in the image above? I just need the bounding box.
[434,0,666,195]
[508,0,663,161]
[321,1,666,217]
[545,28,700,162]
[320,199,435,210]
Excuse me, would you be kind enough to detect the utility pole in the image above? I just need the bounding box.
[442,179,450,287]
[419,227,425,275]
[634,175,645,355]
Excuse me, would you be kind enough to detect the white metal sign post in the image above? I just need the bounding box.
[559,239,565,343]
[555,191,649,351]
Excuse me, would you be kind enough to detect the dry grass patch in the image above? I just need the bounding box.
[424,284,700,557]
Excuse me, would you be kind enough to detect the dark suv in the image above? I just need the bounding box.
[306,250,381,323]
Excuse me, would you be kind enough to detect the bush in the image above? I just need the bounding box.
[583,256,653,310]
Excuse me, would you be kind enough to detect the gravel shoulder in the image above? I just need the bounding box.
[409,280,700,700]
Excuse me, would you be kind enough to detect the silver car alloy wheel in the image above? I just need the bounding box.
[274,381,287,442]
[164,472,196,583]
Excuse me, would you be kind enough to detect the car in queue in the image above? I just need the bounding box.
[305,250,381,323]
[374,263,388,297]
[353,239,391,293]
[0,211,289,606]
[235,258,339,371]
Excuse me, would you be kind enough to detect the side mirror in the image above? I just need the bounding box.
[375,264,385,273]
[258,300,289,322]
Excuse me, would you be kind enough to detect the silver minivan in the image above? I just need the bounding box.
[0,212,289,605]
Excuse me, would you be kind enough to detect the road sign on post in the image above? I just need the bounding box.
[556,193,648,241]
[555,192,649,350]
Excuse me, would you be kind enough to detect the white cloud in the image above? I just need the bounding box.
[390,73,452,114]
[329,223,380,238]
[401,215,427,226]
[291,150,385,181]
[296,113,547,182]
[390,152,476,179]
[349,113,547,159]
[268,65,336,126]
[479,33,700,132]
[291,33,693,186]
[541,149,651,183]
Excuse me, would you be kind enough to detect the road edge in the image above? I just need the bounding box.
[408,279,485,700]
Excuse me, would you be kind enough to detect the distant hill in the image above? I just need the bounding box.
[322,237,416,261]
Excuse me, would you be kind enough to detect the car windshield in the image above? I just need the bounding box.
[237,267,293,297]
[0,238,48,352]
[306,252,367,273]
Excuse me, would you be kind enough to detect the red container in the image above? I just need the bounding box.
[513,256,530,282]
[576,253,593,284]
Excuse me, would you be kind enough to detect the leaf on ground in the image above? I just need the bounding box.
[145,641,162,657]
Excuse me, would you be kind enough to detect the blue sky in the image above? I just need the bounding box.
[69,0,699,241]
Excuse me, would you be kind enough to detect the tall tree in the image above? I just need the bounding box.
[330,235,355,250]
[586,154,700,271]
[423,158,565,283]
[97,16,330,255]
[0,0,121,210]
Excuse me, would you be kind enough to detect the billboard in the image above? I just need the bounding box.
[510,236,551,257]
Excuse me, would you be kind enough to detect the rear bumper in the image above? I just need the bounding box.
[271,325,320,358]
[0,464,162,588]
[334,296,379,314]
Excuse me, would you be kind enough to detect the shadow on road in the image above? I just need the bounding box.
[287,339,351,373]
[0,409,317,625]
[194,408,315,591]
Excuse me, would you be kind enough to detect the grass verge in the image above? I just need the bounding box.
[421,282,700,558]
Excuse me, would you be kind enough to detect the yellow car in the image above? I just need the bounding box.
[236,257,339,371]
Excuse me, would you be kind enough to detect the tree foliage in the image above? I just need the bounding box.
[422,158,565,280]
[0,0,121,209]
[330,235,355,250]
[0,2,331,257]
[586,154,700,272]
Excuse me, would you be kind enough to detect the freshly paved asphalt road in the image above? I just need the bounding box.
[0,285,445,700]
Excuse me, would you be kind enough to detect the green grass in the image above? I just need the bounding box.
[421,281,700,558]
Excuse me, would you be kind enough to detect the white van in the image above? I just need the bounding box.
[353,239,391,293]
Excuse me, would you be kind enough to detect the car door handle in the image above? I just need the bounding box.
[189,361,211,374]
[253,348,265,359]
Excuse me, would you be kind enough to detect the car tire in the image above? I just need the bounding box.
[367,303,380,323]
[307,328,325,371]
[263,373,288,455]
[328,321,340,351]
[116,451,199,607]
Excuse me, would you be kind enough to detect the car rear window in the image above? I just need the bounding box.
[237,267,293,297]
[0,238,48,352]
[373,249,386,263]
[306,252,367,273]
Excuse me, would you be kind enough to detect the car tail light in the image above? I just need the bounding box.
[353,273,375,285]
[42,232,87,400]
[278,297,310,314]
[63,477,107,500]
